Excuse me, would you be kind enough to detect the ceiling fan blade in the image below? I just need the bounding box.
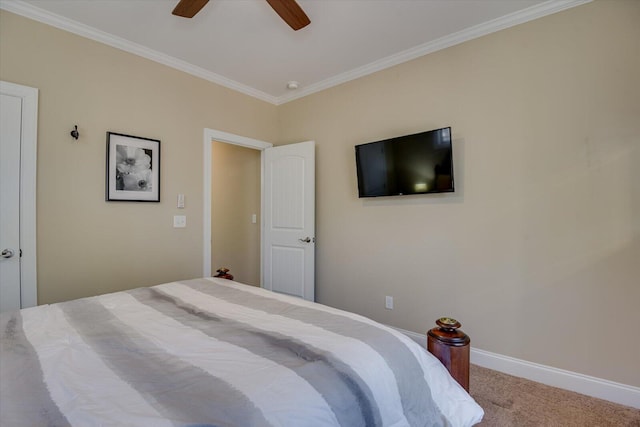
[265,0,310,31]
[172,0,210,18]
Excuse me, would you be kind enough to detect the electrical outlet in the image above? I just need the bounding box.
[385,296,393,310]
[173,215,187,228]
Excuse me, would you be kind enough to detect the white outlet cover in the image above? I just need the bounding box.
[173,215,186,228]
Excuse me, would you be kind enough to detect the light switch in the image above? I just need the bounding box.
[173,215,187,228]
[252,214,257,224]
[177,194,185,209]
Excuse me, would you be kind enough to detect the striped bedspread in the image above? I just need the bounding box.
[0,278,483,426]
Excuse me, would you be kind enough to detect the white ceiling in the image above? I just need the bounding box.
[2,0,589,104]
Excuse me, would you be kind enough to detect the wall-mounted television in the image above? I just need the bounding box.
[355,127,454,198]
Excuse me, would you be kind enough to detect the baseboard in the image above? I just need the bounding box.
[470,348,640,410]
[391,326,640,409]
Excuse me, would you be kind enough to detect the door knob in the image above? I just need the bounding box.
[1,249,15,259]
[298,237,312,243]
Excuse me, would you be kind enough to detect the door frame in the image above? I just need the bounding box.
[0,81,38,308]
[202,128,272,280]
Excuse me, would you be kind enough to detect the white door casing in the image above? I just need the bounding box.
[263,141,315,301]
[0,81,38,312]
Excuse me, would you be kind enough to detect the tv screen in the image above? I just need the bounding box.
[355,127,454,198]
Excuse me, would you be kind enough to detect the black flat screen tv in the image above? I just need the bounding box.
[355,127,454,198]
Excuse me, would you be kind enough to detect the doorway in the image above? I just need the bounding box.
[202,129,316,301]
[202,129,272,281]
[211,141,261,286]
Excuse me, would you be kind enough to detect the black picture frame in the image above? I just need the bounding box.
[106,132,160,202]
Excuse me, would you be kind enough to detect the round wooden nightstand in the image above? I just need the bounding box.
[427,317,470,392]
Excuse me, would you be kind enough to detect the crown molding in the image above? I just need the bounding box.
[1,0,591,106]
[0,0,279,105]
[274,0,592,105]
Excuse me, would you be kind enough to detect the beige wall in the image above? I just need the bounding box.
[211,142,261,286]
[0,11,278,303]
[277,0,640,387]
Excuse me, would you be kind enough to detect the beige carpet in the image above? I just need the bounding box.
[469,364,640,426]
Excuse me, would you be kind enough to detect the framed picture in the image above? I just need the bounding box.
[106,132,160,202]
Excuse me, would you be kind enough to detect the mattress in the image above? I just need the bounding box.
[0,277,483,426]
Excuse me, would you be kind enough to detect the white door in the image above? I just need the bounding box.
[263,141,315,301]
[0,94,23,312]
[0,81,38,313]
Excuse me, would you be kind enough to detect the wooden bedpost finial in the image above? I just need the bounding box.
[214,268,234,280]
[427,317,470,392]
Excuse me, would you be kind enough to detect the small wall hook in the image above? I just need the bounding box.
[70,125,79,140]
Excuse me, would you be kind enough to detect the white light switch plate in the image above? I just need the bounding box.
[385,296,393,310]
[173,215,186,228]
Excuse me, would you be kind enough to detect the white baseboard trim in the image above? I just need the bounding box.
[470,348,640,410]
[391,326,640,409]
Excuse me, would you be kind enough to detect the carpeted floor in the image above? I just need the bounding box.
[469,364,640,426]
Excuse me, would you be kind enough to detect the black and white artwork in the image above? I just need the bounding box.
[106,132,160,202]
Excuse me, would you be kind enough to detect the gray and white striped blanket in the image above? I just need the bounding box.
[0,278,483,426]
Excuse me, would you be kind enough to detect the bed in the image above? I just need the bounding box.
[0,277,484,426]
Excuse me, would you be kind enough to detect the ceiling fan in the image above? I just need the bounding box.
[172,0,311,31]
